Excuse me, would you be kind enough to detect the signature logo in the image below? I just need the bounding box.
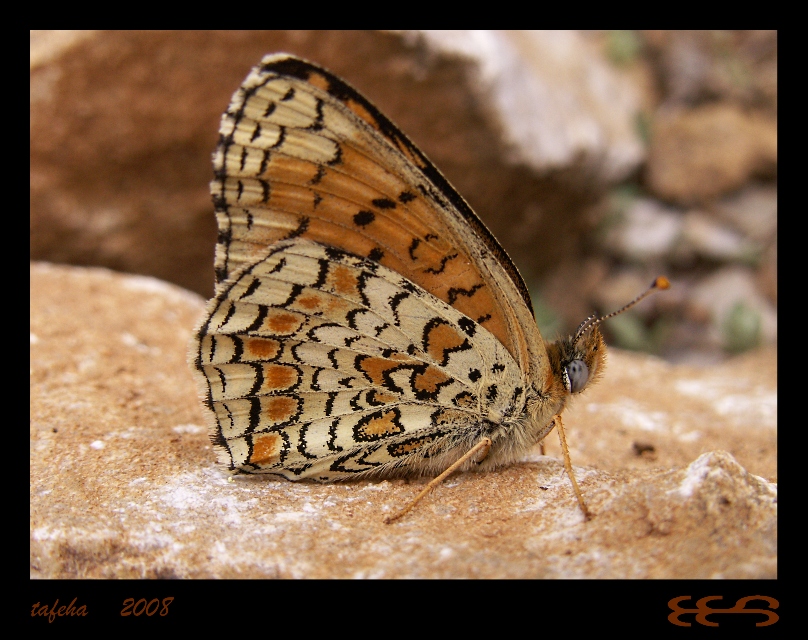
[668,596,779,627]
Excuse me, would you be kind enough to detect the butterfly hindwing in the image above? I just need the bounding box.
[194,239,527,479]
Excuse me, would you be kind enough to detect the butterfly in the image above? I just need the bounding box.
[190,53,667,522]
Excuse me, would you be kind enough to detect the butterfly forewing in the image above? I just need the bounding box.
[209,54,547,376]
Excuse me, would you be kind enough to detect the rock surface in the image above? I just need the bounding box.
[30,263,777,579]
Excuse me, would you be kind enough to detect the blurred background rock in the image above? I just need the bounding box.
[30,30,776,364]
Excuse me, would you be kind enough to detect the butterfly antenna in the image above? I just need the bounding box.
[573,276,670,343]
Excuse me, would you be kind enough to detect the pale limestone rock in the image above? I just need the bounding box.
[30,263,776,578]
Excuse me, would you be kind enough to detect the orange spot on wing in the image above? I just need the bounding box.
[357,410,401,438]
[250,433,282,465]
[264,396,299,422]
[330,264,360,296]
[264,309,304,335]
[413,366,452,394]
[345,98,380,132]
[453,392,476,409]
[358,356,416,386]
[372,391,398,404]
[262,364,299,391]
[306,71,330,93]
[296,294,322,310]
[246,337,281,359]
[433,408,470,427]
[389,435,435,456]
[424,322,466,363]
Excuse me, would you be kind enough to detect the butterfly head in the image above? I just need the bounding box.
[548,319,606,396]
[547,277,670,397]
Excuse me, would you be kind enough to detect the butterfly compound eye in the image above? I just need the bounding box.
[566,359,589,393]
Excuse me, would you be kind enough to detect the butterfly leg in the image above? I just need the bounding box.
[552,414,592,520]
[383,437,493,524]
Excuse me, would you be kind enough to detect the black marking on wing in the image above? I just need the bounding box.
[326,419,344,452]
[310,368,323,392]
[325,245,347,262]
[215,367,227,397]
[327,142,343,166]
[388,291,410,327]
[271,125,286,148]
[279,283,305,308]
[313,258,330,289]
[240,277,262,300]
[220,302,237,328]
[372,198,396,209]
[354,269,373,309]
[306,322,342,343]
[296,422,319,460]
[346,308,367,331]
[324,391,337,416]
[327,348,339,369]
[457,317,476,337]
[247,396,262,433]
[408,237,420,260]
[259,148,270,175]
[452,391,475,408]
[212,190,228,212]
[447,284,483,305]
[425,252,458,275]
[230,335,244,364]
[353,210,375,227]
[248,363,265,396]
[309,98,325,132]
[282,216,310,241]
[349,392,363,412]
[244,305,269,333]
[311,164,326,185]
[268,257,286,274]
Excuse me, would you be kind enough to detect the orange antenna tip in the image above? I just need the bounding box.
[573,275,671,343]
